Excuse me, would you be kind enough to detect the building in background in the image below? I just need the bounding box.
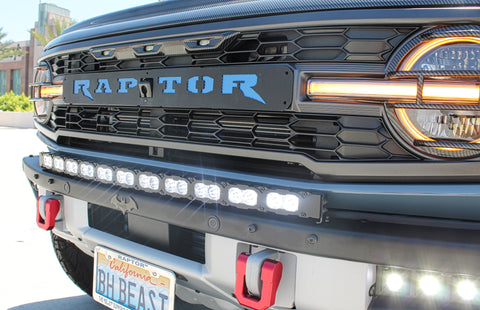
[0,40,30,95]
[0,3,71,96]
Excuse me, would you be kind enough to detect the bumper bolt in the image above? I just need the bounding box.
[306,234,318,245]
[207,216,220,231]
[47,178,54,184]
[33,174,39,180]
[64,182,70,194]
[248,224,257,233]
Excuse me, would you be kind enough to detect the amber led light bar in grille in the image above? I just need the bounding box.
[30,64,64,100]
[307,79,480,103]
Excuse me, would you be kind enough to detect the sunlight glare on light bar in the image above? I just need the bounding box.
[386,273,404,293]
[457,279,477,301]
[419,275,441,296]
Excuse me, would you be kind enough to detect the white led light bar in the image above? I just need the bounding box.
[42,154,53,169]
[228,187,258,206]
[80,163,95,178]
[457,279,477,301]
[165,178,189,196]
[53,157,65,171]
[378,267,480,305]
[65,159,79,175]
[97,166,113,182]
[419,274,441,297]
[116,170,135,186]
[266,192,299,212]
[139,174,160,191]
[37,153,311,218]
[195,182,221,201]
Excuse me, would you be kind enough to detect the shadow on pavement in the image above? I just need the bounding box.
[8,295,107,310]
[9,295,210,310]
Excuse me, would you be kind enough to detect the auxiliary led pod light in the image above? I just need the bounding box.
[306,26,480,159]
[38,152,321,219]
[377,267,479,304]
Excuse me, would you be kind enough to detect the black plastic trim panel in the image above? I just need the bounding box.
[36,128,480,183]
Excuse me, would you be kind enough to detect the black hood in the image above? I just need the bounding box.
[48,0,480,50]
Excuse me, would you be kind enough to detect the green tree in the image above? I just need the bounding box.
[0,28,26,61]
[31,18,75,47]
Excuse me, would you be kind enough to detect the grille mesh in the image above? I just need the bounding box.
[51,106,414,161]
[48,27,416,75]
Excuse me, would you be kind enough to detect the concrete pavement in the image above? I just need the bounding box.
[0,127,106,310]
[0,127,205,310]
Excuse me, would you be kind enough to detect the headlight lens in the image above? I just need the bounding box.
[395,109,480,142]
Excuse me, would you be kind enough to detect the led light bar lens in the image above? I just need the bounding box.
[65,160,78,175]
[307,79,480,103]
[419,275,441,296]
[208,185,221,201]
[283,194,300,212]
[43,154,53,168]
[243,189,258,206]
[165,178,189,196]
[457,279,477,301]
[97,166,113,182]
[80,163,94,178]
[117,170,134,186]
[139,174,160,191]
[228,188,243,204]
[195,183,221,200]
[177,180,188,196]
[386,273,404,293]
[194,183,209,199]
[266,192,283,210]
[228,188,258,206]
[266,192,299,212]
[53,157,64,171]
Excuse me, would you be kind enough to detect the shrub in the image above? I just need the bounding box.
[0,91,33,112]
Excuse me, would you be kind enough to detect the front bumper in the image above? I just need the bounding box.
[23,139,480,277]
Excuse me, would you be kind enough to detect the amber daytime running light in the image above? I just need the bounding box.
[30,63,63,121]
[306,32,480,159]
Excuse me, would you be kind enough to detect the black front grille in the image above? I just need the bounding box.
[48,26,416,75]
[52,106,414,161]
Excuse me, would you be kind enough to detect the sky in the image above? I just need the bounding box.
[0,0,156,42]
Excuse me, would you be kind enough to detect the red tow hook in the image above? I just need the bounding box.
[36,196,61,230]
[234,253,283,310]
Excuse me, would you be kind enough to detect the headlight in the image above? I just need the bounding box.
[386,30,480,159]
[306,26,480,159]
[30,62,63,124]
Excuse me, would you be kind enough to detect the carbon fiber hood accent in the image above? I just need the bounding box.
[49,0,479,50]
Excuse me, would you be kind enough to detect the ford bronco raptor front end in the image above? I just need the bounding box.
[24,1,480,309]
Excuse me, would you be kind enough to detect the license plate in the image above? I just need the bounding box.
[93,247,175,310]
[63,65,294,111]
